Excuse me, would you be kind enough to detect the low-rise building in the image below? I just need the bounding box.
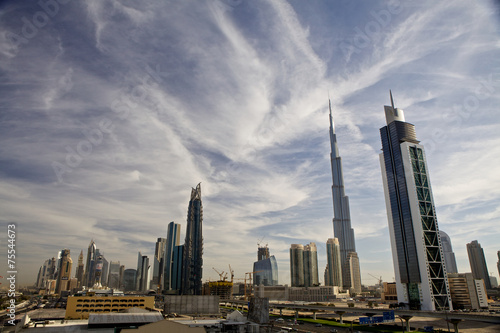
[65,294,155,319]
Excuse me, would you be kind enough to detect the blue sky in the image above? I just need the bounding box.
[1,0,500,287]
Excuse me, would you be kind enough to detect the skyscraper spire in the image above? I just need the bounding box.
[328,100,361,293]
[390,89,395,110]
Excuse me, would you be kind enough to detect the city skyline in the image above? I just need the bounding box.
[1,1,500,287]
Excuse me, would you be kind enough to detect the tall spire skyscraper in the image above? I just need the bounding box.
[181,183,204,295]
[329,100,361,292]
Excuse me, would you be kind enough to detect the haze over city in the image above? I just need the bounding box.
[1,0,500,288]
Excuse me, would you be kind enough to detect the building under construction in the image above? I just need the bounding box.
[203,281,233,300]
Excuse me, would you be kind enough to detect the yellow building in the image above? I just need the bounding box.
[65,295,155,319]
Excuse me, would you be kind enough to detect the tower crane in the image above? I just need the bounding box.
[212,267,226,281]
[368,273,383,287]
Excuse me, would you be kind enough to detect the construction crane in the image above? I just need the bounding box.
[228,265,234,283]
[212,267,226,281]
[368,273,383,287]
[244,271,263,300]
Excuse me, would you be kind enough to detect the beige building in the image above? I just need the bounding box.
[254,285,348,302]
[381,282,397,302]
[448,273,488,310]
[65,294,155,319]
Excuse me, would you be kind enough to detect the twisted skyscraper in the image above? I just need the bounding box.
[329,100,361,293]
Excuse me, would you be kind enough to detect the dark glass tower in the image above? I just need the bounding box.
[181,183,203,295]
[253,245,278,286]
[163,222,181,293]
[467,240,492,289]
[83,240,96,288]
[329,100,361,292]
[380,92,452,310]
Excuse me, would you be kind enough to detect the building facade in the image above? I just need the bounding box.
[76,250,84,289]
[290,244,304,287]
[467,240,492,289]
[344,252,361,294]
[84,240,97,288]
[123,269,137,291]
[379,92,452,310]
[439,231,458,274]
[163,222,181,293]
[448,273,488,310]
[253,245,278,287]
[65,295,155,319]
[181,183,204,295]
[55,249,72,294]
[152,237,167,291]
[303,243,319,287]
[328,100,361,292]
[108,261,121,289]
[325,238,342,287]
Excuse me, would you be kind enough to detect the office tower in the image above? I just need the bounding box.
[95,249,108,287]
[163,222,181,293]
[123,269,137,291]
[439,231,458,274]
[119,265,125,290]
[379,92,452,310]
[136,252,150,291]
[467,240,492,289]
[328,100,361,292]
[94,255,104,287]
[253,245,278,286]
[55,249,72,294]
[325,238,342,287]
[290,244,304,287]
[108,261,121,289]
[172,244,184,292]
[76,250,84,288]
[344,252,361,294]
[84,240,97,288]
[152,237,167,291]
[181,183,204,295]
[303,243,319,287]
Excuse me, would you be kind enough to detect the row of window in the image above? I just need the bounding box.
[76,303,145,308]
[76,299,144,303]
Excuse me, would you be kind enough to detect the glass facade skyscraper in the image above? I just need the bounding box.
[328,100,361,292]
[290,244,304,287]
[379,92,452,310]
[253,245,278,286]
[440,230,458,274]
[163,222,181,293]
[303,243,319,287]
[181,183,203,295]
[325,238,342,287]
[467,240,491,289]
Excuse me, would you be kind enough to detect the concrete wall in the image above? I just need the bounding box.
[164,295,219,315]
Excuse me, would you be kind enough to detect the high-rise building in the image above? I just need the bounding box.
[136,252,150,291]
[303,243,319,287]
[181,183,204,295]
[119,265,125,290]
[76,250,84,289]
[290,244,304,287]
[325,238,342,287]
[84,240,97,288]
[172,244,184,292]
[163,222,181,293]
[55,249,72,294]
[152,237,167,291]
[379,92,452,310]
[108,261,121,289]
[253,245,278,286]
[95,249,108,287]
[440,231,458,274]
[328,100,361,292]
[123,269,137,291]
[344,252,361,294]
[448,273,486,310]
[466,240,492,289]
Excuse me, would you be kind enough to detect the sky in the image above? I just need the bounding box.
[1,0,500,287]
